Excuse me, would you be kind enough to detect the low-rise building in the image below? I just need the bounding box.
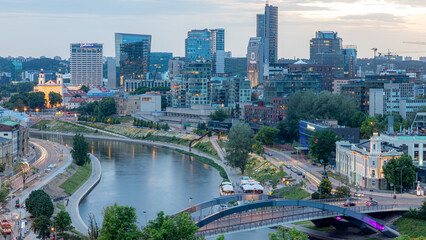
[140,94,162,112]
[336,133,403,190]
[0,137,12,168]
[67,97,86,109]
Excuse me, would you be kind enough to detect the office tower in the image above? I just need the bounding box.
[107,57,117,89]
[256,14,265,38]
[115,33,152,87]
[310,31,344,78]
[70,43,103,87]
[11,62,22,81]
[185,28,225,74]
[149,52,173,78]
[184,61,212,106]
[342,46,357,78]
[264,4,278,64]
[247,37,265,88]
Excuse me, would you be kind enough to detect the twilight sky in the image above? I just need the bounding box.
[1,0,426,59]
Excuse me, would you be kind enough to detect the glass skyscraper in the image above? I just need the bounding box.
[149,52,173,78]
[256,4,278,64]
[185,28,225,74]
[115,33,152,87]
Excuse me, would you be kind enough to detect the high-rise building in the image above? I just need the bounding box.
[115,33,152,87]
[107,57,117,89]
[70,43,103,87]
[149,52,173,78]
[310,31,345,78]
[256,14,265,38]
[342,46,357,78]
[185,29,225,74]
[168,58,186,79]
[264,4,278,64]
[184,61,212,106]
[247,37,265,88]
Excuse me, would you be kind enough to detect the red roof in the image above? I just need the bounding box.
[96,86,110,92]
[68,98,86,103]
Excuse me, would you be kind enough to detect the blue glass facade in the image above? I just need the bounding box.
[185,29,212,61]
[343,48,357,78]
[149,52,173,76]
[115,33,152,85]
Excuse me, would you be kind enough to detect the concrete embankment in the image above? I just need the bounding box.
[66,154,102,235]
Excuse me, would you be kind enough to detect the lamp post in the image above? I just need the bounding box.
[143,211,147,227]
[400,166,406,194]
[189,197,192,209]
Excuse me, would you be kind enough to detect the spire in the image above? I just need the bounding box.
[38,69,45,85]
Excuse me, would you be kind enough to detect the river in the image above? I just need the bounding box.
[45,135,276,239]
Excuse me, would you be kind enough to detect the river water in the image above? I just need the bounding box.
[50,136,275,239]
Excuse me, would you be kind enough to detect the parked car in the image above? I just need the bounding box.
[286,165,292,169]
[344,201,356,207]
[297,171,303,176]
[365,200,378,206]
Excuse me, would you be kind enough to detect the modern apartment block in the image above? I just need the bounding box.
[115,33,152,87]
[70,43,103,87]
[149,52,173,77]
[183,61,212,106]
[310,31,344,78]
[185,29,225,74]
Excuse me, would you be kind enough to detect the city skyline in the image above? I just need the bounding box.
[1,0,426,59]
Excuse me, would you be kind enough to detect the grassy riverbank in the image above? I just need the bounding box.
[393,217,426,238]
[32,120,110,136]
[60,162,92,195]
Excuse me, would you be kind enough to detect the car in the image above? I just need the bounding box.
[286,165,292,169]
[297,171,303,176]
[312,162,316,166]
[354,192,364,197]
[344,201,356,207]
[365,200,378,206]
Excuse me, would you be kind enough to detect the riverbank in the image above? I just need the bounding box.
[66,153,102,235]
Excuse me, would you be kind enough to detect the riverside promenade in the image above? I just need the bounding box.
[66,154,102,235]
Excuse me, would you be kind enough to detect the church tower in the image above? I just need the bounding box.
[370,132,382,154]
[38,69,45,85]
[56,69,63,85]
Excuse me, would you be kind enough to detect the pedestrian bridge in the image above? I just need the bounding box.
[176,194,412,238]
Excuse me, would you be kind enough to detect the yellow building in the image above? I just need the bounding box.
[33,69,64,108]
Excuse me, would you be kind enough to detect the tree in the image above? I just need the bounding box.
[209,109,228,122]
[317,178,332,199]
[80,85,90,93]
[99,203,142,240]
[235,103,241,118]
[0,183,9,208]
[360,116,380,139]
[161,95,168,110]
[383,154,416,192]
[71,134,90,166]
[88,213,100,240]
[14,161,30,188]
[31,215,51,240]
[25,190,54,218]
[269,226,308,240]
[251,92,258,101]
[216,235,225,240]
[28,92,46,109]
[226,124,255,174]
[252,141,265,155]
[99,97,116,117]
[334,186,351,198]
[350,111,367,128]
[141,211,200,240]
[255,126,279,146]
[48,91,62,107]
[54,210,72,233]
[308,130,338,170]
[277,91,356,142]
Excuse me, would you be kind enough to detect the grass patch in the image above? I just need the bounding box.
[60,162,92,195]
[293,220,335,232]
[293,221,311,225]
[70,229,86,238]
[193,141,219,159]
[274,186,310,200]
[326,171,348,183]
[32,120,110,136]
[394,217,426,238]
[176,149,228,181]
[56,203,66,212]
[119,116,135,123]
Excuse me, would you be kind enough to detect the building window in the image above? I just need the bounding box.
[372,160,375,167]
[371,170,376,178]
[372,180,376,187]
[415,144,419,148]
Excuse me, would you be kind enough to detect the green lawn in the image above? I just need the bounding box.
[60,162,92,195]
[275,186,310,200]
[393,217,426,238]
[193,141,219,158]
[56,203,66,212]
[32,120,109,136]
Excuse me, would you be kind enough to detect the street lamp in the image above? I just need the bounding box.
[189,197,192,208]
[143,211,148,226]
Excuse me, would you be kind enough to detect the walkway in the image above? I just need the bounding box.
[66,154,102,235]
[210,138,241,189]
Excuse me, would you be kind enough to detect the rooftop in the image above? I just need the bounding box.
[0,118,19,127]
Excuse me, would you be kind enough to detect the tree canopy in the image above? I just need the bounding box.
[269,226,309,240]
[141,211,200,240]
[209,109,228,122]
[99,203,142,240]
[383,154,416,192]
[71,134,90,166]
[308,130,339,168]
[79,85,90,93]
[226,124,255,174]
[54,210,72,233]
[31,215,51,240]
[48,91,62,107]
[277,91,357,142]
[255,126,279,146]
[25,190,54,218]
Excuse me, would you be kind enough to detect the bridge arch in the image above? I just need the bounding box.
[196,199,400,238]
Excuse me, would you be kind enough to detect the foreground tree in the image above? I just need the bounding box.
[0,183,9,208]
[255,126,279,146]
[99,97,117,117]
[54,210,72,233]
[210,109,228,122]
[269,226,308,240]
[99,203,142,240]
[308,130,338,170]
[25,190,54,218]
[31,215,51,240]
[334,186,351,198]
[28,92,46,110]
[383,154,416,192]
[226,124,255,174]
[71,134,90,166]
[313,178,333,199]
[88,213,100,240]
[48,91,62,107]
[142,211,200,240]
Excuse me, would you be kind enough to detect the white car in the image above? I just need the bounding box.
[354,192,364,197]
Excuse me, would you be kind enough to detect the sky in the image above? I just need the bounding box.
[1,0,426,60]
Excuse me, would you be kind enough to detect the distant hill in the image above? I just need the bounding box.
[0,57,12,72]
[23,58,69,72]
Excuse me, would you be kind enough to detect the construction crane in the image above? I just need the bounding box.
[403,41,426,45]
